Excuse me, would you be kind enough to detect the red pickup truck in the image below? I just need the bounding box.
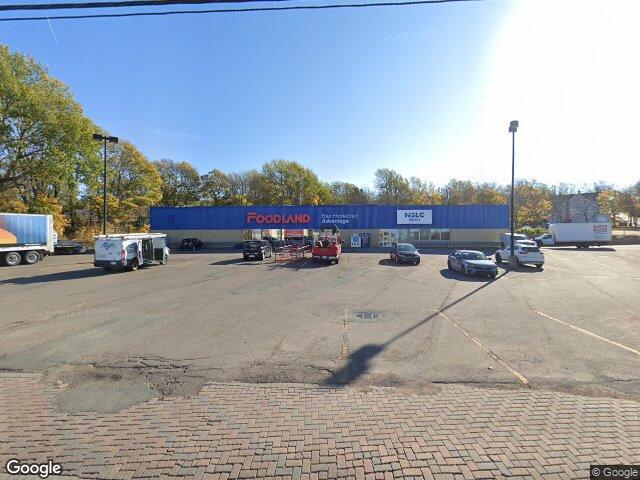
[311,224,343,264]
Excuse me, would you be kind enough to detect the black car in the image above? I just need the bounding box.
[243,240,273,260]
[179,238,205,250]
[390,243,421,265]
[54,241,89,255]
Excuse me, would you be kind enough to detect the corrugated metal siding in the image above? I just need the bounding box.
[151,205,509,230]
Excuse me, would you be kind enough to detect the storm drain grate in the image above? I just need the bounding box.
[354,311,384,320]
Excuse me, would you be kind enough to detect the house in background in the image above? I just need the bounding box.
[549,192,604,223]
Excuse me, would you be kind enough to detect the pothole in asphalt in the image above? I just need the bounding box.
[354,311,384,320]
[46,356,209,413]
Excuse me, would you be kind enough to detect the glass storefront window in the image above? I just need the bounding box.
[379,229,398,247]
[243,229,262,240]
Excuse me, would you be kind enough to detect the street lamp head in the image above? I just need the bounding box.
[509,120,519,133]
[107,136,119,144]
[92,133,104,141]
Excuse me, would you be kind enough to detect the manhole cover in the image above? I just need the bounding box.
[354,311,384,320]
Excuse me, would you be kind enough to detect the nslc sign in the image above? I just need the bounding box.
[396,209,432,225]
[246,211,311,225]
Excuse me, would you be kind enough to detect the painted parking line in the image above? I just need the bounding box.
[435,309,529,385]
[530,308,640,358]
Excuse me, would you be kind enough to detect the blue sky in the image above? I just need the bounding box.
[2,0,639,188]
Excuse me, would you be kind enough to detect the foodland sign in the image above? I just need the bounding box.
[396,209,432,225]
[246,211,311,225]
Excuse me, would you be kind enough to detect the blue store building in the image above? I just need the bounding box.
[151,205,509,248]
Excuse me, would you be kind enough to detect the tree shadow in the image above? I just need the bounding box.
[0,268,106,285]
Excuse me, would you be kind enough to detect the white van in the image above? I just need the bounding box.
[499,232,528,249]
[94,233,169,271]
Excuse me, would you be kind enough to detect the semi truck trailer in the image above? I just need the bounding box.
[0,213,57,266]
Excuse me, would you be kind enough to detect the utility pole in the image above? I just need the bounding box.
[508,120,519,268]
[92,133,119,235]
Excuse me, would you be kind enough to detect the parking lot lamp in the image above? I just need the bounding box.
[92,133,119,235]
[508,120,519,268]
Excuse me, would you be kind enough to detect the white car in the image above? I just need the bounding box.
[494,242,544,268]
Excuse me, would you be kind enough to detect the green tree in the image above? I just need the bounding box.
[259,159,330,205]
[0,44,98,199]
[154,159,201,206]
[200,169,231,205]
[374,168,410,205]
[330,181,374,204]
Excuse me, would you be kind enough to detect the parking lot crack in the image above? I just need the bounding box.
[435,309,529,386]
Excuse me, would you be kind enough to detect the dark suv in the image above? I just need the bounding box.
[243,240,273,261]
[179,238,205,250]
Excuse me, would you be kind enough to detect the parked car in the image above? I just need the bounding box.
[179,238,205,250]
[447,250,498,278]
[390,243,421,265]
[495,242,544,268]
[534,233,554,246]
[54,241,88,255]
[243,240,273,260]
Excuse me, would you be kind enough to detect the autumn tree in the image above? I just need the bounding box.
[200,169,231,205]
[330,181,375,204]
[84,141,162,232]
[258,159,332,205]
[154,159,200,206]
[374,168,411,205]
[597,189,625,226]
[514,180,552,227]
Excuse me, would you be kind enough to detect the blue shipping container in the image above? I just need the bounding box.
[150,205,509,230]
[0,213,50,246]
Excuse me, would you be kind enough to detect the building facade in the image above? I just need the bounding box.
[150,204,509,248]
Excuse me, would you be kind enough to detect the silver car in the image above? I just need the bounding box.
[447,250,498,278]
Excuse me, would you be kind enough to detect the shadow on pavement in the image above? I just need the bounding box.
[378,258,420,267]
[546,247,616,252]
[439,268,494,282]
[210,257,258,266]
[0,268,105,285]
[325,271,509,386]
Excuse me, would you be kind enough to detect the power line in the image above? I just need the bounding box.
[0,0,289,12]
[0,0,482,21]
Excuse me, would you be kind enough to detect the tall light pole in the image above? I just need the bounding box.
[92,133,119,235]
[508,120,519,268]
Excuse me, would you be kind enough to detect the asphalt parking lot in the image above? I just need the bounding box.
[1,245,639,412]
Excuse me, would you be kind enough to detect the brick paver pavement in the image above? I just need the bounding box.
[1,373,639,479]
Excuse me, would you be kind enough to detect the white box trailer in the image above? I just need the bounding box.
[94,233,169,271]
[0,213,57,266]
[548,222,612,249]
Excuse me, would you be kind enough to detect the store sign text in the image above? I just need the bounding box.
[246,212,311,225]
[396,209,432,225]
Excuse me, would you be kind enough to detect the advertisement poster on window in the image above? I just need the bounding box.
[361,232,371,248]
[350,234,362,248]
